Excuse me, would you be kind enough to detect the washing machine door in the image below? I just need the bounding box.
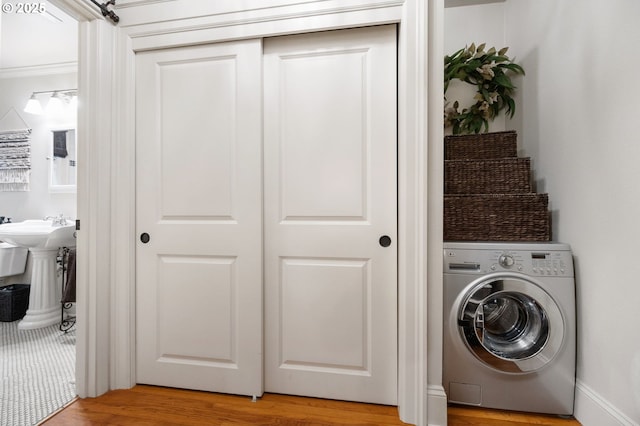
[458,275,564,374]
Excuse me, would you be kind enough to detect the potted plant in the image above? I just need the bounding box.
[444,43,525,135]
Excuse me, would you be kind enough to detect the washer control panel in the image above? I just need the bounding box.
[489,250,525,272]
[444,243,574,277]
[529,251,572,276]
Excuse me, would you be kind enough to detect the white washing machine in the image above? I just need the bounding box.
[443,242,576,415]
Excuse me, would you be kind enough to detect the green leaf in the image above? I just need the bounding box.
[490,103,500,117]
[494,74,515,89]
[445,48,465,63]
[500,63,526,74]
[485,55,504,63]
[482,118,490,133]
[506,97,516,117]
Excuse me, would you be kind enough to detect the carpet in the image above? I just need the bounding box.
[0,321,76,425]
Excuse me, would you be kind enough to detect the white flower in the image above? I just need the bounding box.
[476,63,495,80]
[478,101,491,119]
[444,102,460,127]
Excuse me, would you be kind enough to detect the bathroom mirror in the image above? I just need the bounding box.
[49,128,77,193]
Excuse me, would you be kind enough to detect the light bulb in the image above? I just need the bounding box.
[46,92,64,115]
[24,94,43,115]
[68,94,78,111]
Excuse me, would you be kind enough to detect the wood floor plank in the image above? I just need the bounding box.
[41,385,582,425]
[447,405,581,426]
[42,385,408,425]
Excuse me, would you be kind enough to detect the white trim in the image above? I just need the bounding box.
[0,62,78,79]
[445,0,504,8]
[427,0,446,424]
[49,0,104,21]
[116,0,402,29]
[396,0,430,423]
[116,0,175,7]
[52,0,113,399]
[75,17,117,398]
[575,380,638,426]
[111,31,137,392]
[125,4,404,52]
[427,385,448,426]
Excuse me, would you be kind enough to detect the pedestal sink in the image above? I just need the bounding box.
[0,219,76,330]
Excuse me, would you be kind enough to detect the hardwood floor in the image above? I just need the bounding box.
[447,405,581,426]
[41,385,581,425]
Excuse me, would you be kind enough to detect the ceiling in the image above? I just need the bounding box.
[0,0,77,70]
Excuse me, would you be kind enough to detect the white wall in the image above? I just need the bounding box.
[444,2,508,133]
[0,72,77,222]
[446,1,640,424]
[505,1,640,424]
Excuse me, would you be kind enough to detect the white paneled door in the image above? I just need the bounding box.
[136,25,397,405]
[135,39,263,397]
[263,26,398,405]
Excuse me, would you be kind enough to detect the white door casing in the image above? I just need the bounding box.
[263,25,398,405]
[135,39,263,397]
[72,1,441,424]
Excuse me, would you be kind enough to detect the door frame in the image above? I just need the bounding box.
[60,1,446,425]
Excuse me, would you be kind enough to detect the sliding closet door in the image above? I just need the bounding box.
[135,39,263,397]
[263,25,398,405]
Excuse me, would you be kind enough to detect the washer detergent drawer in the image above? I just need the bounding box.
[449,382,481,405]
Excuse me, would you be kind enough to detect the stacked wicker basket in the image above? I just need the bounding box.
[443,130,551,241]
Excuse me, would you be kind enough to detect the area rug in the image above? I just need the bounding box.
[0,321,76,425]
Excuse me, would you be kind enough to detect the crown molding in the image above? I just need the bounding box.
[0,62,78,79]
[445,0,504,8]
[49,0,104,21]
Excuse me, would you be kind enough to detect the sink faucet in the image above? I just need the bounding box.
[45,214,68,227]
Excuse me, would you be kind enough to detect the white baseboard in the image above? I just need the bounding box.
[575,380,638,426]
[427,384,448,426]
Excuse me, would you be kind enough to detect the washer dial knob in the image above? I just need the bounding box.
[498,254,515,268]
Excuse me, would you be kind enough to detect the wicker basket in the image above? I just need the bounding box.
[444,158,532,194]
[0,284,30,322]
[444,130,517,160]
[443,193,551,241]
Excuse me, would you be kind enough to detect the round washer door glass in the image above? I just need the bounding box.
[458,276,564,374]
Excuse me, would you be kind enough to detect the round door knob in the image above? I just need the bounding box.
[379,235,392,247]
[140,233,150,244]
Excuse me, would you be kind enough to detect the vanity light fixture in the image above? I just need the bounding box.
[23,89,77,116]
